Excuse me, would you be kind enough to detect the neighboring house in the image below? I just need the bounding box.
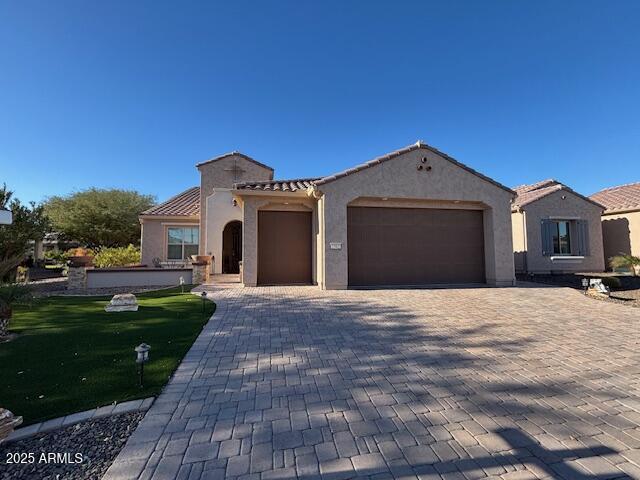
[140,141,517,289]
[511,180,605,274]
[590,182,640,268]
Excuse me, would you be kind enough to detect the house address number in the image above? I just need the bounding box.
[329,242,342,250]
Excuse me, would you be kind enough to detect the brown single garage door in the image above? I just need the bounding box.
[258,211,312,285]
[348,206,485,286]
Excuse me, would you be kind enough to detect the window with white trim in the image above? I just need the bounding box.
[167,227,199,260]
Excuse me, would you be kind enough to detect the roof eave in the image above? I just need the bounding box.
[232,189,310,198]
[196,152,274,171]
[514,185,605,211]
[602,206,640,216]
[139,214,200,222]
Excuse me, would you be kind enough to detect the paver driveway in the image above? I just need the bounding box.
[104,285,640,480]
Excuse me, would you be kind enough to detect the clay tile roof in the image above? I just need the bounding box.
[590,182,640,214]
[234,178,320,192]
[512,179,603,211]
[141,187,200,216]
[196,151,274,171]
[313,141,515,194]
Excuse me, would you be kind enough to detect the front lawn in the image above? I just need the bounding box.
[0,287,214,425]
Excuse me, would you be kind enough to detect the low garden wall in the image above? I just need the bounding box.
[85,268,193,289]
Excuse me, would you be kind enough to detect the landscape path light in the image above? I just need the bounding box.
[179,276,185,293]
[201,291,207,317]
[135,343,151,388]
[581,278,589,293]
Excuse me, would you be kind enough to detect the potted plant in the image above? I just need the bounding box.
[67,247,95,267]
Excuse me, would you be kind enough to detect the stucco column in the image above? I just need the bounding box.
[485,206,516,286]
[321,196,348,289]
[241,199,259,287]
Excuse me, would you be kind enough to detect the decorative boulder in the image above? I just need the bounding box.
[0,408,22,443]
[587,279,610,297]
[105,294,139,312]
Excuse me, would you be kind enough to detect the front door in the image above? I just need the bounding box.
[222,221,242,274]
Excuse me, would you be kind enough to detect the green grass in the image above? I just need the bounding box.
[0,287,215,425]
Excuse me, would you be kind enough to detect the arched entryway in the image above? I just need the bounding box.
[222,221,242,274]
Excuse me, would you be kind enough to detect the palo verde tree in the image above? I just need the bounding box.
[44,188,155,248]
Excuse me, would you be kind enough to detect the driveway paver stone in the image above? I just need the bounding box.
[104,285,640,479]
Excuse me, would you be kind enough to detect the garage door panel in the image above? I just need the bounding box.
[258,211,312,285]
[347,207,485,286]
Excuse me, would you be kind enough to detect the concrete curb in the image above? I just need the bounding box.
[4,397,155,443]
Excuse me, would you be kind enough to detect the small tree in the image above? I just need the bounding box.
[44,189,155,248]
[610,254,640,276]
[0,184,50,280]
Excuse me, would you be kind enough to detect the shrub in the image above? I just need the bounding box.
[600,276,622,290]
[609,254,640,275]
[44,250,69,264]
[93,245,141,268]
[15,266,29,283]
[0,283,32,337]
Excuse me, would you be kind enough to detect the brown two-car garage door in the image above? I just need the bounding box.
[348,206,485,286]
[258,211,312,285]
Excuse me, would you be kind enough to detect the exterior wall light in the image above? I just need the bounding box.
[135,343,151,388]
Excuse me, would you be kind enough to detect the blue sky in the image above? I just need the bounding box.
[1,1,639,204]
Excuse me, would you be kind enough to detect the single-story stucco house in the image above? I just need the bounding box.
[140,141,517,289]
[511,179,605,274]
[590,182,640,268]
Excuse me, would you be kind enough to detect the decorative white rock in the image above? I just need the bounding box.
[0,408,22,442]
[105,294,139,312]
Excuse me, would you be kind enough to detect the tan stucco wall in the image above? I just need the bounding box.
[240,194,317,287]
[140,217,200,266]
[198,155,273,251]
[517,190,604,273]
[511,211,527,272]
[601,210,640,267]
[203,189,243,274]
[315,148,516,289]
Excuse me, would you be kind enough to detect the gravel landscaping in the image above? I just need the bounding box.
[0,411,144,480]
[518,272,640,308]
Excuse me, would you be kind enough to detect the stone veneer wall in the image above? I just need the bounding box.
[67,266,87,290]
[192,263,208,284]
